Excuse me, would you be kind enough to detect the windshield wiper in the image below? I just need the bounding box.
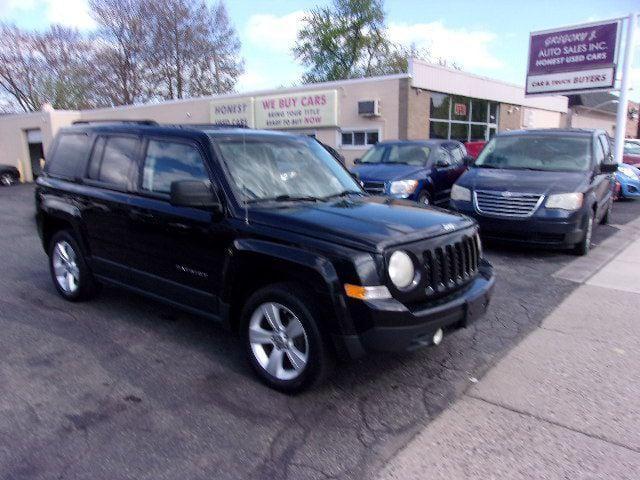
[247,194,320,204]
[321,190,365,200]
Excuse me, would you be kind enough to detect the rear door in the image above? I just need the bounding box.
[79,134,142,280]
[126,136,229,315]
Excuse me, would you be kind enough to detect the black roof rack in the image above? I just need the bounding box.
[72,119,159,126]
[176,123,250,130]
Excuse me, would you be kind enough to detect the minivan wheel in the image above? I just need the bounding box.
[573,211,594,256]
[418,191,431,206]
[600,197,613,225]
[241,283,333,393]
[49,231,99,301]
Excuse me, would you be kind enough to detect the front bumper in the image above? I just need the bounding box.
[334,261,495,358]
[451,200,586,246]
[620,180,640,198]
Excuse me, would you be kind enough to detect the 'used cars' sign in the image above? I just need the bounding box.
[526,20,620,95]
[254,90,338,129]
[210,98,254,127]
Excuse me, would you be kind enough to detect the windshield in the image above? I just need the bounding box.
[474,135,592,172]
[360,144,431,166]
[215,135,363,203]
[624,141,640,155]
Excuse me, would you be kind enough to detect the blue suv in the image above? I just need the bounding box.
[351,140,471,206]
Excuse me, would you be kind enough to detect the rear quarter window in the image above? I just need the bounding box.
[46,133,92,179]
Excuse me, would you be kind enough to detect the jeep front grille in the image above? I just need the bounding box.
[424,233,481,297]
[363,181,385,195]
[474,190,543,218]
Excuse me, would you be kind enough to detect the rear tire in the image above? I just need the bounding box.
[0,172,18,186]
[48,231,99,301]
[573,210,594,256]
[241,282,333,393]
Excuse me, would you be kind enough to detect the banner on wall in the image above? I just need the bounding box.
[254,90,338,129]
[210,98,254,127]
[525,20,621,95]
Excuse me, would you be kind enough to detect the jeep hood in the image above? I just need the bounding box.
[249,197,474,252]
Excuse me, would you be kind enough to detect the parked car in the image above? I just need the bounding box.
[464,141,486,160]
[350,140,472,206]
[615,163,640,200]
[0,164,20,186]
[314,138,345,165]
[622,139,640,166]
[450,129,617,255]
[35,122,494,392]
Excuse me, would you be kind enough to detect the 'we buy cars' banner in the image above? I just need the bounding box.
[526,20,621,95]
[210,90,338,130]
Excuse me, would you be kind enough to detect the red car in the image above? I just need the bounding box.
[464,141,486,160]
[623,140,640,167]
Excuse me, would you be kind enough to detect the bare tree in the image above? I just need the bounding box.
[147,0,243,100]
[89,0,152,105]
[0,23,105,112]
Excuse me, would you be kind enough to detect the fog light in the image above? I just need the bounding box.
[432,328,444,346]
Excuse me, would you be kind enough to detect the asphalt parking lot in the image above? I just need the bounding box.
[1,184,639,480]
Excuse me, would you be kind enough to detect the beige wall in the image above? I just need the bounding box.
[0,110,80,182]
[568,108,616,136]
[401,84,429,140]
[498,103,522,131]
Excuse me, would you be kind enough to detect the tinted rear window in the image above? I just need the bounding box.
[86,136,140,189]
[46,133,92,178]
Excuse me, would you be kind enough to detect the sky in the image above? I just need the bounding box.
[1,0,639,100]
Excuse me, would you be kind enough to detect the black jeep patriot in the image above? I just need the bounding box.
[35,121,495,392]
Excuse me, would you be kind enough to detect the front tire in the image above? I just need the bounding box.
[241,283,333,393]
[48,231,99,301]
[600,197,613,225]
[418,191,431,206]
[573,210,594,256]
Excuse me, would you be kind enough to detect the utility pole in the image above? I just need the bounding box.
[614,12,638,164]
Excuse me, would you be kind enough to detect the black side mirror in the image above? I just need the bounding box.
[353,158,361,164]
[600,163,618,174]
[170,180,222,211]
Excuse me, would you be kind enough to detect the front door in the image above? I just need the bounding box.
[127,137,230,316]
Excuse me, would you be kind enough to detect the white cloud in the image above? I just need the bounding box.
[45,0,94,29]
[388,20,503,71]
[0,0,94,29]
[245,11,304,54]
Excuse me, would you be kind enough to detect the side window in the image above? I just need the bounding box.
[142,139,209,195]
[46,133,92,179]
[449,146,464,164]
[86,136,139,188]
[594,137,605,165]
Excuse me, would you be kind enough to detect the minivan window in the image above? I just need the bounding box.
[387,145,430,166]
[359,145,385,164]
[474,135,592,172]
[142,140,209,194]
[47,133,92,179]
[87,136,139,188]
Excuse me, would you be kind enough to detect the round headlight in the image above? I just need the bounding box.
[388,250,415,289]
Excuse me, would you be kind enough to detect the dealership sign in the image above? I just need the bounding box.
[254,90,338,129]
[526,20,621,95]
[210,98,254,127]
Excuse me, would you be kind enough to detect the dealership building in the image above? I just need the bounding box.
[2,58,633,182]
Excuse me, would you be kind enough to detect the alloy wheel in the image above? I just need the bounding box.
[52,241,80,294]
[248,302,309,381]
[0,173,14,186]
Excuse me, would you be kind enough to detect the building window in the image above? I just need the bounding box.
[341,129,379,147]
[429,93,499,142]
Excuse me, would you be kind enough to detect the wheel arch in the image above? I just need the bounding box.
[222,239,346,335]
